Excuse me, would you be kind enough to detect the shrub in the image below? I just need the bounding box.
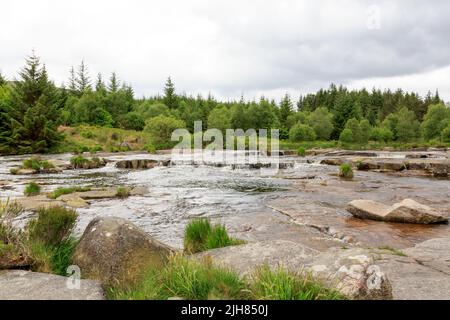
[297,147,306,157]
[81,131,95,139]
[289,124,316,142]
[116,187,130,198]
[24,182,41,196]
[339,129,354,143]
[442,123,450,142]
[27,206,77,247]
[339,163,354,179]
[22,158,54,171]
[184,218,244,254]
[144,115,186,149]
[144,143,157,154]
[70,155,89,168]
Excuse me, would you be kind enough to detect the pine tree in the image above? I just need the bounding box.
[108,72,120,93]
[279,93,293,129]
[76,60,91,93]
[0,52,61,154]
[68,66,77,94]
[95,73,106,94]
[163,77,177,109]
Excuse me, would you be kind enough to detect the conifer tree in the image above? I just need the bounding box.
[279,93,293,129]
[108,72,120,93]
[76,60,91,93]
[95,73,107,94]
[68,66,77,94]
[163,77,177,109]
[0,71,6,86]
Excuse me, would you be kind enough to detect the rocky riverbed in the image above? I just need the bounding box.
[0,149,449,299]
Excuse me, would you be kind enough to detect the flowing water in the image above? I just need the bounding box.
[1,151,449,249]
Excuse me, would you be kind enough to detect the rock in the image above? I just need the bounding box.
[16,168,38,175]
[346,199,448,224]
[76,188,117,200]
[195,240,392,300]
[72,217,174,285]
[403,238,450,274]
[129,186,148,196]
[0,270,105,300]
[425,161,449,177]
[324,151,378,157]
[320,158,345,166]
[58,194,89,208]
[115,159,159,170]
[16,195,65,211]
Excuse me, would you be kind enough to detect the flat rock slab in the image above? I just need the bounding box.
[16,195,65,211]
[0,270,105,300]
[403,238,450,274]
[347,199,448,224]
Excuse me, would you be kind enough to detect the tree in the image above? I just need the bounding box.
[163,77,177,109]
[339,129,354,143]
[135,101,171,120]
[359,119,371,143]
[117,111,145,131]
[289,124,316,142]
[95,73,107,94]
[279,93,293,129]
[307,107,334,140]
[442,121,450,142]
[395,107,420,142]
[0,71,6,86]
[0,53,61,154]
[144,115,185,148]
[207,105,231,133]
[344,118,361,143]
[421,104,450,140]
[72,92,112,127]
[76,60,91,93]
[369,127,393,142]
[108,72,120,93]
[68,66,77,94]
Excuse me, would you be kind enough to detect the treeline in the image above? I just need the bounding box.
[0,53,450,154]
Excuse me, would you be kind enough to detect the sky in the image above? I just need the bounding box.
[1,0,450,102]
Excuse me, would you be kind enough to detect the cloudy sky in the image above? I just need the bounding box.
[1,0,450,101]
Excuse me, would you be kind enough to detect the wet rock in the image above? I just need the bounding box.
[425,161,449,177]
[0,270,105,300]
[76,188,117,200]
[347,199,448,224]
[196,241,392,300]
[320,158,345,166]
[16,195,65,211]
[58,194,89,208]
[129,186,148,196]
[72,217,174,285]
[115,159,159,169]
[324,151,378,157]
[15,168,38,175]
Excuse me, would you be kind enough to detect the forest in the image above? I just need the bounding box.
[1,53,449,154]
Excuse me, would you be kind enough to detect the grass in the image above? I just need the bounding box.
[116,186,130,198]
[70,155,89,168]
[47,186,91,199]
[339,163,354,179]
[107,255,345,300]
[297,147,306,157]
[378,246,407,257]
[22,158,55,170]
[24,182,41,196]
[184,218,245,254]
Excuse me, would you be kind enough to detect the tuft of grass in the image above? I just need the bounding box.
[116,186,130,198]
[22,158,54,171]
[297,147,306,157]
[184,218,245,254]
[378,246,407,257]
[339,163,354,179]
[248,266,345,300]
[24,182,41,196]
[47,186,91,199]
[70,155,89,168]
[50,237,78,276]
[27,206,77,248]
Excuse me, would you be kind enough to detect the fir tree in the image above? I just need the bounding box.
[279,93,293,129]
[68,66,77,94]
[76,60,91,93]
[95,73,107,94]
[163,77,177,109]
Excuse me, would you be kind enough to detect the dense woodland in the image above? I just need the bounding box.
[0,53,450,154]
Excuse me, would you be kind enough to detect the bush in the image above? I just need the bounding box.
[184,218,244,254]
[116,187,130,198]
[144,143,157,154]
[289,124,316,142]
[297,147,306,157]
[339,163,354,179]
[27,206,77,247]
[24,182,41,196]
[442,123,450,142]
[339,129,354,143]
[144,115,186,149]
[70,155,89,168]
[22,158,54,171]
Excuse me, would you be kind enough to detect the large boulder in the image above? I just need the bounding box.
[0,270,104,300]
[72,217,174,285]
[196,240,392,300]
[346,199,448,224]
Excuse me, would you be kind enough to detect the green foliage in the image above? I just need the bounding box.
[207,105,231,132]
[184,218,244,254]
[107,255,344,300]
[421,104,450,140]
[339,128,354,143]
[369,126,393,142]
[144,115,186,149]
[118,112,145,131]
[395,107,420,142]
[116,187,130,198]
[27,206,77,247]
[70,155,89,168]
[144,143,157,154]
[249,266,344,300]
[339,163,354,179]
[47,186,91,199]
[289,124,316,142]
[24,182,41,196]
[308,107,334,140]
[442,122,450,142]
[163,77,177,109]
[50,237,78,276]
[297,147,306,157]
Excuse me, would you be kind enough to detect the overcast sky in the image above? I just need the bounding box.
[1,0,449,102]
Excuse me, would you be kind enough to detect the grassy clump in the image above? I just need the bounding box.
[378,246,407,257]
[249,266,344,300]
[116,186,130,198]
[70,155,89,168]
[24,182,41,196]
[297,147,306,157]
[22,158,55,171]
[107,255,344,300]
[47,186,91,199]
[339,163,354,179]
[184,218,245,254]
